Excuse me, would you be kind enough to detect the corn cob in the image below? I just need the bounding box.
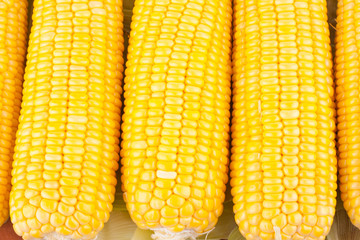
[231,0,337,239]
[0,0,28,227]
[9,1,124,239]
[121,0,232,239]
[336,0,360,230]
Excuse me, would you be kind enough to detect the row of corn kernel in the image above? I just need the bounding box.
[336,0,360,231]
[231,0,337,240]
[121,0,232,239]
[1,0,355,240]
[10,0,124,239]
[0,0,28,227]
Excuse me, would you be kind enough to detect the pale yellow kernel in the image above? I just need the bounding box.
[161,206,178,218]
[167,195,185,209]
[160,217,178,227]
[40,199,58,213]
[283,224,297,235]
[57,225,73,236]
[144,209,160,222]
[288,211,302,225]
[150,197,165,210]
[78,224,93,236]
[174,184,191,198]
[27,218,42,230]
[65,216,80,230]
[23,204,37,218]
[36,208,50,224]
[74,211,91,225]
[271,213,287,229]
[156,170,177,179]
[50,212,66,227]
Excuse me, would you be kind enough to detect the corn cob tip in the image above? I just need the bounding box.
[43,233,71,240]
[43,233,98,240]
[151,229,198,240]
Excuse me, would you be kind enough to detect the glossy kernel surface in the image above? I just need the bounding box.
[0,0,28,227]
[10,1,124,239]
[336,0,360,230]
[121,0,232,235]
[231,0,337,239]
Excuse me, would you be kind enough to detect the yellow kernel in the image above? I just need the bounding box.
[135,190,152,203]
[50,212,66,227]
[161,206,178,218]
[36,208,50,225]
[144,209,160,223]
[40,199,58,213]
[167,195,185,209]
[174,184,191,198]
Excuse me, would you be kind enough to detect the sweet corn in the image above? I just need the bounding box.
[121,0,232,238]
[336,0,360,230]
[10,1,124,239]
[0,0,28,226]
[231,1,337,239]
